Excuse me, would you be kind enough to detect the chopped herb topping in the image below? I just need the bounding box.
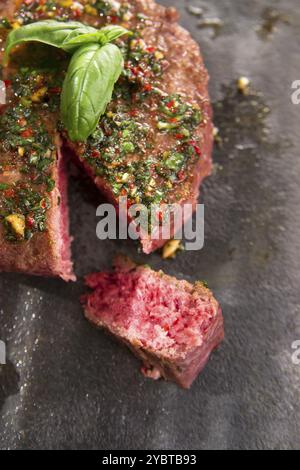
[0,64,62,241]
[12,0,133,26]
[0,0,206,241]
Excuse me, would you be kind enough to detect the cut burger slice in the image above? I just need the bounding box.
[0,10,75,280]
[0,135,75,281]
[83,256,224,388]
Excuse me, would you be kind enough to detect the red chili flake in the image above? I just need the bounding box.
[48,87,61,94]
[72,9,82,18]
[156,210,164,223]
[129,109,138,117]
[166,100,175,109]
[190,141,202,156]
[169,117,178,123]
[3,80,11,88]
[26,216,35,228]
[40,199,47,209]
[21,128,33,139]
[143,83,152,92]
[91,149,100,158]
[3,188,15,198]
[131,67,139,76]
[146,46,156,54]
[175,133,184,140]
[110,15,118,24]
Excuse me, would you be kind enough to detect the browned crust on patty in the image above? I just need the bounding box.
[73,0,213,253]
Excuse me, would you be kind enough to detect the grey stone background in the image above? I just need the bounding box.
[0,0,299,450]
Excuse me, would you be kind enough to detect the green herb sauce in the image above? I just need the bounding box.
[0,0,205,240]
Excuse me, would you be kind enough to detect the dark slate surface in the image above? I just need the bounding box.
[0,0,300,450]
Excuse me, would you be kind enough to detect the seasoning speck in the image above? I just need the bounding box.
[186,5,204,17]
[198,18,223,37]
[162,239,183,259]
[237,77,251,95]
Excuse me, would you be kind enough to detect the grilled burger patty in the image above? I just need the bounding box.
[0,0,213,275]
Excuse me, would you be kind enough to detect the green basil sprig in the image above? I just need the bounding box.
[4,20,130,142]
[63,25,129,48]
[61,43,123,142]
[4,20,98,59]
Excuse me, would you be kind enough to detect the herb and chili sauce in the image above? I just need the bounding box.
[0,0,207,240]
[14,0,133,26]
[0,64,62,241]
[83,96,203,207]
[81,38,204,208]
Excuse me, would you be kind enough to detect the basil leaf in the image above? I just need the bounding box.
[4,20,97,60]
[62,25,129,48]
[61,43,123,142]
[98,25,131,44]
[62,31,103,47]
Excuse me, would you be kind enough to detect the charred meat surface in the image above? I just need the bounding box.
[83,256,224,388]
